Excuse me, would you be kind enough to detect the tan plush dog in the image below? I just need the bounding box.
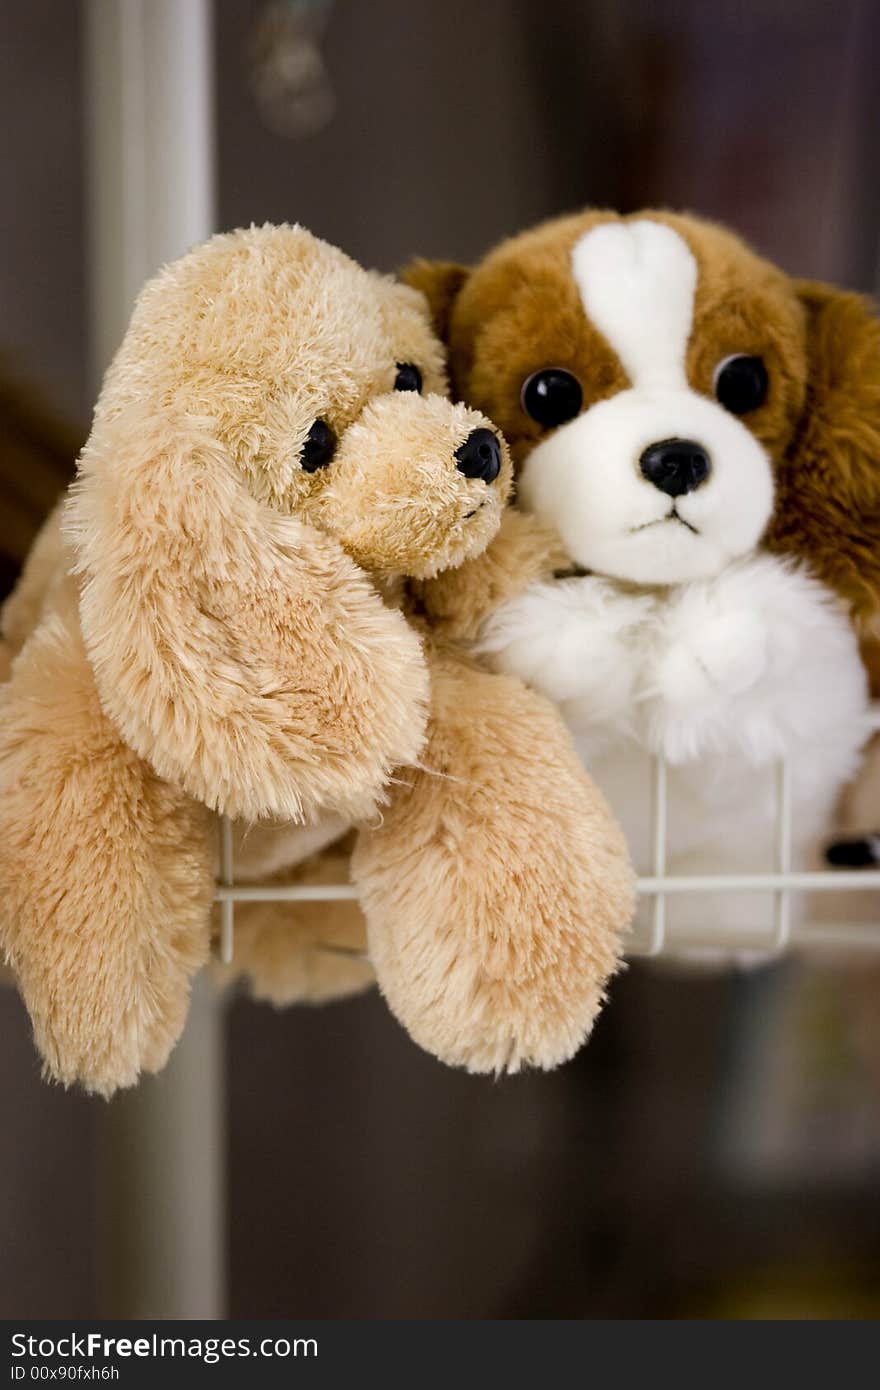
[0,224,633,1093]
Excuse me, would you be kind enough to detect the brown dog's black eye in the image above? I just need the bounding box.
[521,369,583,427]
[394,363,423,393]
[713,355,768,415]
[300,419,336,472]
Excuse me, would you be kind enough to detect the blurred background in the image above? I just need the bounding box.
[2,0,880,1319]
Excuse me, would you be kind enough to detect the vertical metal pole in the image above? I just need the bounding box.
[648,754,668,955]
[85,0,214,367]
[85,0,224,1319]
[219,818,236,965]
[100,983,226,1319]
[773,759,793,953]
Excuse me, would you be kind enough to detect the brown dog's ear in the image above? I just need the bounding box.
[767,281,880,630]
[402,259,470,344]
[65,405,430,823]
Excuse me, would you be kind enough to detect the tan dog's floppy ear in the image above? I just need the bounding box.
[65,404,430,823]
[767,282,880,629]
[402,259,470,345]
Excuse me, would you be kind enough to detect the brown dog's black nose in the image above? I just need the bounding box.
[455,428,501,484]
[640,438,710,497]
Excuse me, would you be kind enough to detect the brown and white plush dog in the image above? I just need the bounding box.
[410,210,880,943]
[0,224,633,1093]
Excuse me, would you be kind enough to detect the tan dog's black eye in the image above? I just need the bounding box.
[301,419,336,472]
[521,369,583,427]
[713,355,768,415]
[394,363,422,393]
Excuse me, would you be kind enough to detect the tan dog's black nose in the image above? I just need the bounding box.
[640,438,710,497]
[455,428,502,484]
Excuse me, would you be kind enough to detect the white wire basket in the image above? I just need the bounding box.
[213,708,880,967]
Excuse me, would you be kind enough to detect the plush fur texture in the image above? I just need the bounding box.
[408,508,568,642]
[65,226,512,825]
[0,575,213,1092]
[215,505,591,1022]
[827,640,880,869]
[0,225,506,1089]
[1,223,634,1089]
[352,647,632,1071]
[409,209,880,944]
[1,497,66,654]
[766,282,880,628]
[480,554,868,937]
[526,220,775,585]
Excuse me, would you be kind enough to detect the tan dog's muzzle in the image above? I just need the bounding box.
[306,391,512,580]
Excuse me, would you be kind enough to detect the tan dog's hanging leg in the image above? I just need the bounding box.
[0,579,214,1095]
[0,502,67,684]
[353,649,635,1073]
[1,500,67,656]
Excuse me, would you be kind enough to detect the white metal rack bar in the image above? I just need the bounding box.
[773,760,793,951]
[647,753,668,956]
[214,868,880,899]
[218,816,236,965]
[213,867,880,954]
[213,743,880,963]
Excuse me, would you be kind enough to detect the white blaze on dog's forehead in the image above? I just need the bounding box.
[571,220,697,389]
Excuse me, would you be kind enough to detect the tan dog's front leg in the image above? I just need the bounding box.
[352,649,634,1073]
[410,508,568,641]
[0,582,214,1095]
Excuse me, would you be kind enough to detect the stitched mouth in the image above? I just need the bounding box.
[463,499,489,520]
[631,507,699,536]
[553,563,590,580]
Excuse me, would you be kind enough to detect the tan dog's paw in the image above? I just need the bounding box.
[411,508,568,641]
[5,782,214,1095]
[18,937,201,1096]
[353,655,634,1072]
[216,902,372,1007]
[9,854,212,1096]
